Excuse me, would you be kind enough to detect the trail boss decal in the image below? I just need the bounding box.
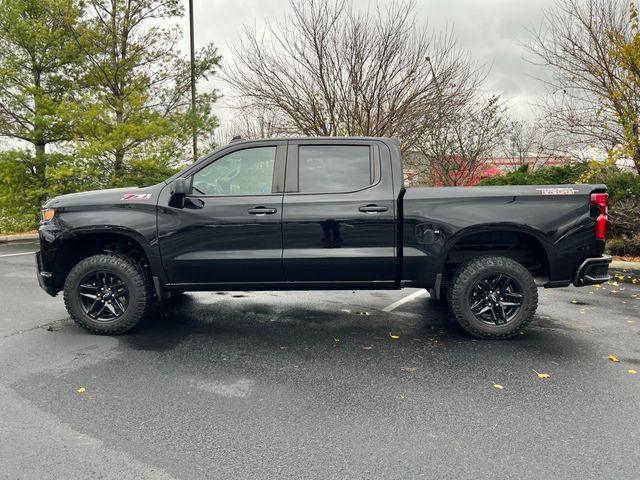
[121,193,152,201]
[535,187,579,196]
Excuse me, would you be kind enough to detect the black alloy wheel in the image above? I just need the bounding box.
[469,273,523,326]
[78,270,129,321]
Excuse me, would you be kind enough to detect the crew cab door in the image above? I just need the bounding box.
[282,140,397,286]
[157,142,286,286]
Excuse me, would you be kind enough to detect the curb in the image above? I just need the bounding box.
[0,233,39,244]
[610,260,640,284]
[610,260,640,270]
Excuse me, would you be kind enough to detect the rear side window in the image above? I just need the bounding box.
[298,145,373,193]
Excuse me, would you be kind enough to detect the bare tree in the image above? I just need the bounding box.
[222,0,478,151]
[529,0,640,172]
[414,95,509,186]
[500,120,565,172]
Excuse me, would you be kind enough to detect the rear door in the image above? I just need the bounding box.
[158,142,286,286]
[282,140,397,285]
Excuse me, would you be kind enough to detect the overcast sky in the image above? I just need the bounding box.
[178,0,557,124]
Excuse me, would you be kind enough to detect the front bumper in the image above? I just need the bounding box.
[573,254,611,287]
[36,250,57,296]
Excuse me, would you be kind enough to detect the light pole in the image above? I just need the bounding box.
[189,0,197,162]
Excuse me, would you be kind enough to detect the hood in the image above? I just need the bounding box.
[43,184,164,209]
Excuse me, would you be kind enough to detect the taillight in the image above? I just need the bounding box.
[590,193,608,240]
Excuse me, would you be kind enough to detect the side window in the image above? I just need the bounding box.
[191,146,276,196]
[298,145,373,193]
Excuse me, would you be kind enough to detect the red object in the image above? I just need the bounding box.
[430,158,504,186]
[590,193,608,240]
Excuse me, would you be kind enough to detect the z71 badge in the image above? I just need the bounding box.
[121,193,152,201]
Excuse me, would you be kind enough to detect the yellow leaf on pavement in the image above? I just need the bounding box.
[493,384,504,390]
[608,354,620,363]
[628,369,637,374]
[389,333,400,339]
[534,371,551,379]
[77,387,86,393]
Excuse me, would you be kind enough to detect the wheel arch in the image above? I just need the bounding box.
[51,229,160,295]
[437,224,551,284]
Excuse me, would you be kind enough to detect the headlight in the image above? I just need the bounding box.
[42,208,55,222]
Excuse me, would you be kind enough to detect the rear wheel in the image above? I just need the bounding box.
[448,255,538,339]
[63,253,150,334]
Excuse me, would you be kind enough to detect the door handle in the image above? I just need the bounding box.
[248,206,277,215]
[359,204,388,213]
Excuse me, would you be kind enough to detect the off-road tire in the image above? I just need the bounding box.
[448,255,538,339]
[63,253,150,335]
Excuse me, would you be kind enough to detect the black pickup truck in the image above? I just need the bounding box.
[37,137,611,339]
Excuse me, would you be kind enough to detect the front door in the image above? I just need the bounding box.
[158,143,286,287]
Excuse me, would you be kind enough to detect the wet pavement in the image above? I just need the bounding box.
[1,241,639,479]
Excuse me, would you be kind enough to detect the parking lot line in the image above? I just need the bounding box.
[381,289,427,312]
[0,252,36,258]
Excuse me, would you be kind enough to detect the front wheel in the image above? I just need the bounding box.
[448,256,538,339]
[63,253,150,335]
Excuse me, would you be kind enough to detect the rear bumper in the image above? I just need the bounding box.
[573,254,611,287]
[36,250,57,297]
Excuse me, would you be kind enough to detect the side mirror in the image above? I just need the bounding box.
[169,177,189,208]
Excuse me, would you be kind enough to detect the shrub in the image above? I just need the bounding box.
[608,198,640,238]
[606,235,640,257]
[604,172,640,200]
[479,163,591,187]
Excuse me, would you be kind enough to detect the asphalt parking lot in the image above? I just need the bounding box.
[1,240,639,479]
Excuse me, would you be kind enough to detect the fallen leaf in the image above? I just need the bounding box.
[629,369,637,374]
[77,387,86,393]
[570,299,578,304]
[534,370,551,379]
[609,281,620,286]
[389,333,400,339]
[608,354,620,363]
[628,320,635,324]
[594,284,602,288]
[401,367,417,373]
[334,338,340,342]
[493,384,504,390]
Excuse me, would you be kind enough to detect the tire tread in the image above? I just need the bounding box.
[63,253,150,335]
[449,255,538,339]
